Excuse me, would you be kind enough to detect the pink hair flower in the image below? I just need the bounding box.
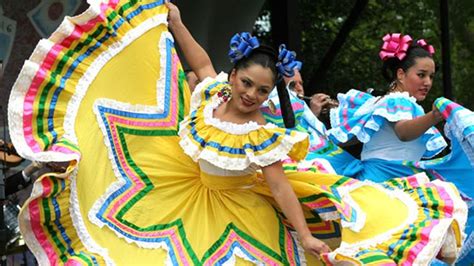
[416,39,435,56]
[379,33,413,61]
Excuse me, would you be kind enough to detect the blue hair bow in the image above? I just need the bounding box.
[276,44,302,77]
[228,32,260,63]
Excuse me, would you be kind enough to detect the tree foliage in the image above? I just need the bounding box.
[255,0,473,110]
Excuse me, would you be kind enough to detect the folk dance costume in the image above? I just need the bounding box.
[261,89,357,176]
[262,86,474,264]
[329,89,474,264]
[7,0,468,265]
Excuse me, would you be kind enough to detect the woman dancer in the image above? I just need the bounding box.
[329,33,474,263]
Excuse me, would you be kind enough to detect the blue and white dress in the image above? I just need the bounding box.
[261,89,357,175]
[262,88,474,264]
[329,89,474,264]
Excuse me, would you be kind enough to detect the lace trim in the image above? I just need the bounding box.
[329,108,350,143]
[385,90,417,102]
[352,96,380,117]
[333,184,367,233]
[319,212,343,221]
[431,179,468,234]
[90,99,180,266]
[443,108,474,165]
[88,29,187,254]
[180,84,309,170]
[69,167,114,265]
[7,61,80,162]
[179,125,308,170]
[63,14,168,144]
[18,175,51,265]
[413,219,454,265]
[203,94,278,135]
[329,90,447,155]
[17,167,114,265]
[335,175,424,254]
[155,31,173,117]
[12,3,172,263]
[423,129,448,157]
[326,173,467,264]
[190,72,228,111]
[438,225,458,261]
[218,248,263,266]
[7,7,168,164]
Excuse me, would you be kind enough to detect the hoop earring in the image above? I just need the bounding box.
[388,80,397,92]
[389,80,404,92]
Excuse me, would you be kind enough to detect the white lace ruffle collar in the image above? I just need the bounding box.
[201,90,278,136]
[384,91,417,103]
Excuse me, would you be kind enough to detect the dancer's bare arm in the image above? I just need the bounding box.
[166,2,217,80]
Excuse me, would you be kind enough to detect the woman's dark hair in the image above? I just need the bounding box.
[381,44,434,82]
[232,45,279,83]
[275,79,295,128]
[231,45,295,128]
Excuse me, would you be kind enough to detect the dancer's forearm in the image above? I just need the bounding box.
[262,161,312,239]
[166,2,216,80]
[394,111,441,141]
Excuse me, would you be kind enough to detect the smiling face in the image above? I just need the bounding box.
[397,57,435,101]
[228,64,275,114]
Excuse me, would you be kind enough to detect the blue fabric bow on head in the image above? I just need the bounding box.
[276,44,302,77]
[228,32,260,63]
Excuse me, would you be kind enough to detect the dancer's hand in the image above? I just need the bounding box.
[309,93,337,117]
[431,103,443,124]
[301,235,331,258]
[165,1,182,30]
[46,161,70,173]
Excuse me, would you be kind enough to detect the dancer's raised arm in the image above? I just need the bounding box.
[166,2,217,80]
[393,104,443,141]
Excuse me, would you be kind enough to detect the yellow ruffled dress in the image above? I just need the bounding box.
[178,72,317,265]
[177,73,467,265]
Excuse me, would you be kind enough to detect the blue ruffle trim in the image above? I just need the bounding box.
[435,97,474,167]
[329,89,447,158]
